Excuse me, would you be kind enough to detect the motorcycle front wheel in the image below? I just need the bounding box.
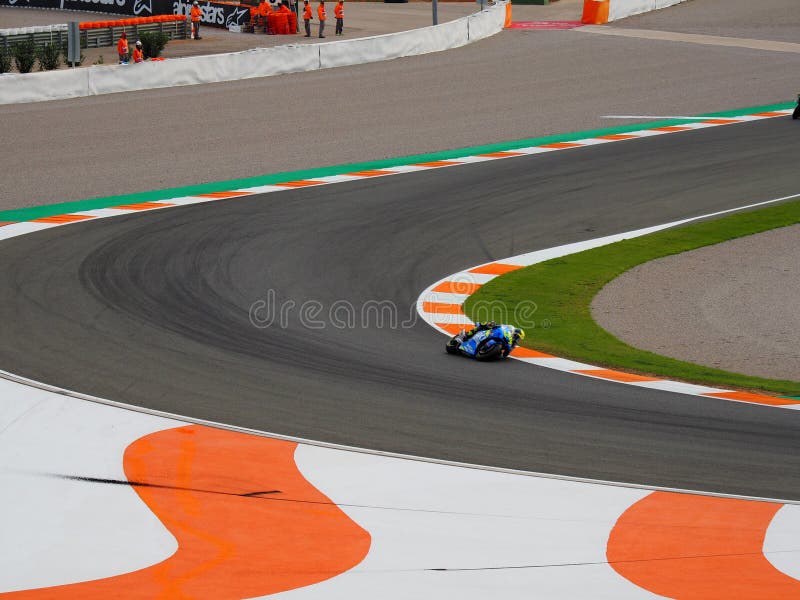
[475,340,504,361]
[793,104,800,120]
[445,336,461,354]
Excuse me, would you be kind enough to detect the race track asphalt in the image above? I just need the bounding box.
[2,116,800,500]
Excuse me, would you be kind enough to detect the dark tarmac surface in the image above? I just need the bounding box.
[2,117,800,500]
[1,1,797,211]
[2,0,800,501]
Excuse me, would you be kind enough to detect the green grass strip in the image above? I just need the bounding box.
[0,101,791,223]
[464,200,800,396]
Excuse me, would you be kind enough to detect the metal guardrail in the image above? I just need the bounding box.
[0,25,68,51]
[81,20,189,49]
[0,20,188,51]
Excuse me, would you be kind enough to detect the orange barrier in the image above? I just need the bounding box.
[267,11,278,33]
[582,0,609,24]
[275,12,288,34]
[79,15,186,30]
[504,2,512,28]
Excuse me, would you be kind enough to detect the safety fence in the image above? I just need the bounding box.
[0,16,188,52]
[0,0,257,30]
[79,16,189,48]
[0,25,68,51]
[0,0,509,105]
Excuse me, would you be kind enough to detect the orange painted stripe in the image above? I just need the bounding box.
[274,180,323,187]
[431,281,482,295]
[652,126,692,132]
[477,151,526,158]
[510,346,554,359]
[346,169,395,177]
[437,322,471,336]
[0,221,12,227]
[31,214,94,224]
[468,263,522,275]
[753,111,785,117]
[574,369,659,383]
[701,119,740,125]
[597,134,639,140]
[607,491,799,600]
[114,202,174,211]
[193,191,253,199]
[422,302,465,315]
[703,390,800,406]
[538,142,584,149]
[413,160,461,168]
[5,425,370,599]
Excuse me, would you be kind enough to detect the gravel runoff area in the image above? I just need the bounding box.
[592,224,800,383]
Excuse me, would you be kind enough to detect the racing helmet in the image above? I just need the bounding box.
[513,328,525,342]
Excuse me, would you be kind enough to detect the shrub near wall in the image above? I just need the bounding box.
[12,40,36,73]
[0,46,11,73]
[36,43,62,71]
[138,32,170,59]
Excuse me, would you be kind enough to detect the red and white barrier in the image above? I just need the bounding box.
[583,0,690,25]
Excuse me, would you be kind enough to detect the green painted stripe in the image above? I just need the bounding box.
[0,101,792,224]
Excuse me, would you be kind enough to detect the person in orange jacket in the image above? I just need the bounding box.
[191,0,203,40]
[317,0,325,38]
[132,39,144,63]
[302,0,312,37]
[334,0,343,36]
[117,31,129,64]
[253,1,268,31]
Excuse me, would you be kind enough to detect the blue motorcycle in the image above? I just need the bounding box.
[445,323,525,361]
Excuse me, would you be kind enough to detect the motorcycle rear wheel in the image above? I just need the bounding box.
[793,105,800,120]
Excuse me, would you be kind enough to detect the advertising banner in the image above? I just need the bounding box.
[174,0,252,28]
[0,0,251,27]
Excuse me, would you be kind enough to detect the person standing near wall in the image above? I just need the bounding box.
[289,0,298,32]
[302,0,312,37]
[317,0,326,38]
[191,0,203,40]
[334,0,343,36]
[117,31,129,64]
[132,40,144,63]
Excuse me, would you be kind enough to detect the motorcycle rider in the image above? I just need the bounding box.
[455,321,526,357]
[456,321,498,343]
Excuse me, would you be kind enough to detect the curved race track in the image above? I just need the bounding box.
[2,116,800,500]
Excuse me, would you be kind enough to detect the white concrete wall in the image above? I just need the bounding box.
[608,0,689,22]
[0,1,508,105]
